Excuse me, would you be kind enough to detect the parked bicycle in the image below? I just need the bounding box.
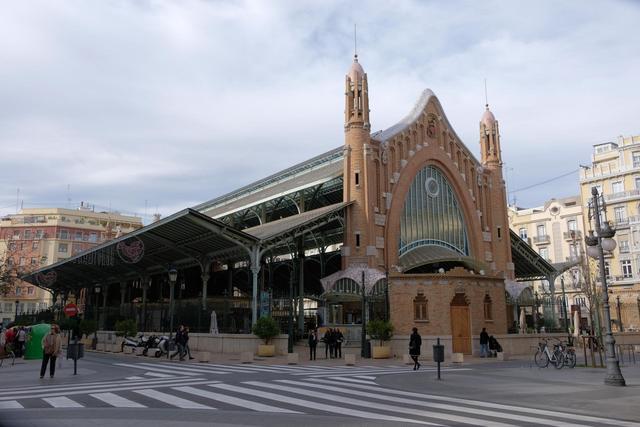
[534,339,564,369]
[558,340,577,368]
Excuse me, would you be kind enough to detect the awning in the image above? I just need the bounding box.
[22,203,350,293]
[510,230,557,281]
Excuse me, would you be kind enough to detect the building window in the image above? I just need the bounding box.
[75,231,83,241]
[518,228,527,239]
[483,294,493,320]
[636,177,640,189]
[536,225,546,237]
[35,230,44,239]
[354,171,360,186]
[59,229,69,240]
[12,230,20,239]
[15,287,22,296]
[612,181,624,194]
[19,257,25,266]
[620,240,630,253]
[634,152,640,168]
[614,206,626,222]
[89,233,98,243]
[30,257,38,265]
[4,303,12,312]
[27,287,34,295]
[413,293,428,321]
[7,257,14,266]
[355,232,360,248]
[497,226,501,239]
[621,260,633,278]
[58,243,68,253]
[539,247,549,260]
[604,261,610,278]
[8,242,16,251]
[23,230,32,239]
[32,241,38,250]
[567,219,577,231]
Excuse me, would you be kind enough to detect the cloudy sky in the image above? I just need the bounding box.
[1,1,639,221]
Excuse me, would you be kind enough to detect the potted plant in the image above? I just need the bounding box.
[368,319,394,359]
[252,316,280,357]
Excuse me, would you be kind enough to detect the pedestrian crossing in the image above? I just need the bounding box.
[1,375,639,426]
[114,360,471,379]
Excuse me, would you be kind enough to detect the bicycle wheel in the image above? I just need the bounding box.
[553,350,564,369]
[534,350,549,368]
[564,351,576,368]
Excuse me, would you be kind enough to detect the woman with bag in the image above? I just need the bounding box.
[40,324,62,379]
[409,327,422,370]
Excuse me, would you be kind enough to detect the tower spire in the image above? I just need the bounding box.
[354,24,358,58]
[484,78,488,107]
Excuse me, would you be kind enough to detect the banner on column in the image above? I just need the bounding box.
[260,291,271,318]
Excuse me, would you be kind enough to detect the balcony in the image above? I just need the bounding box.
[533,235,550,245]
[604,189,640,202]
[614,218,630,229]
[619,246,631,254]
[613,275,635,284]
[563,230,582,240]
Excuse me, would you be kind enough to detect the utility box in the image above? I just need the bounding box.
[67,343,85,360]
[433,343,444,363]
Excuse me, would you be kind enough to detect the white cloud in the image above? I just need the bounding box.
[0,0,638,219]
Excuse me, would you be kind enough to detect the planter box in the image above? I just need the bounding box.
[287,353,299,365]
[345,354,356,366]
[197,351,210,363]
[240,351,253,364]
[496,352,507,361]
[402,354,412,364]
[372,346,391,359]
[451,353,464,363]
[258,344,275,357]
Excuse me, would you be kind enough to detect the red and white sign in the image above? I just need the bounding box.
[64,303,78,317]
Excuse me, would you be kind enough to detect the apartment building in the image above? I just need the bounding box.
[0,206,143,324]
[508,196,588,328]
[579,134,640,331]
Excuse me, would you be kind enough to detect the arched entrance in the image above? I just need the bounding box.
[450,293,471,354]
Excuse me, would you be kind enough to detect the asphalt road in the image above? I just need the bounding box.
[1,352,639,427]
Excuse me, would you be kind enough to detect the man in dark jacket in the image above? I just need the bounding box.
[334,328,344,359]
[480,327,490,357]
[171,325,186,361]
[308,329,318,360]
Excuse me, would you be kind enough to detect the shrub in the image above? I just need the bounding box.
[115,319,137,337]
[252,316,280,344]
[367,319,394,346]
[79,319,97,338]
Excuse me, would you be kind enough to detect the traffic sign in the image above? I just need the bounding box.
[64,303,78,317]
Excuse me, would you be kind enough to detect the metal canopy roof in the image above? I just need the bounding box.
[510,230,557,281]
[22,203,349,293]
[398,244,481,273]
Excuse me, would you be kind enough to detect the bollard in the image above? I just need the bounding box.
[433,337,444,380]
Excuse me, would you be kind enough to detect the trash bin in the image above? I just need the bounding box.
[25,324,50,360]
[364,340,372,359]
[67,342,85,360]
[433,342,444,363]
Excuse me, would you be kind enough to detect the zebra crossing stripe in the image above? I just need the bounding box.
[90,392,146,408]
[306,379,640,427]
[149,362,232,375]
[114,363,199,376]
[327,377,377,385]
[43,396,83,408]
[132,389,215,409]
[208,383,437,425]
[174,386,300,413]
[247,381,515,427]
[277,380,587,427]
[126,376,144,380]
[143,372,175,378]
[0,401,23,409]
[353,375,376,380]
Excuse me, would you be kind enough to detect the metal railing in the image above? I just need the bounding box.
[605,189,640,202]
[533,235,550,244]
[563,230,582,240]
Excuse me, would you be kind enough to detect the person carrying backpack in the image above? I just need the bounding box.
[40,325,62,379]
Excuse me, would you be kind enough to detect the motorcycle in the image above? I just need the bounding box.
[121,333,147,352]
[143,335,170,357]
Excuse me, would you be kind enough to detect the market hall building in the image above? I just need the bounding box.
[23,55,554,355]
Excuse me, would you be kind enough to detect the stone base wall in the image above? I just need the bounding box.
[95,331,289,355]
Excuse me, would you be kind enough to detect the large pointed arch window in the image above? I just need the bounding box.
[399,165,469,257]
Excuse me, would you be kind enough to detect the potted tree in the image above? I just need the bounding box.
[368,319,394,359]
[252,316,280,357]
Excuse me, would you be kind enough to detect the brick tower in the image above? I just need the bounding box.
[342,54,376,269]
[480,104,514,279]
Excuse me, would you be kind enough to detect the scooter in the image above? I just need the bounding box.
[143,335,170,357]
[121,333,147,352]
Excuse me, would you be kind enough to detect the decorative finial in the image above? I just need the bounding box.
[484,78,489,108]
[354,24,357,60]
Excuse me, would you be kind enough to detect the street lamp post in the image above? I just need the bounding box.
[168,268,178,344]
[288,265,294,354]
[616,296,623,332]
[585,187,626,386]
[14,300,19,322]
[93,285,101,349]
[360,270,367,358]
[560,276,569,333]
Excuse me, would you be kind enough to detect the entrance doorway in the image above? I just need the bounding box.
[450,293,471,354]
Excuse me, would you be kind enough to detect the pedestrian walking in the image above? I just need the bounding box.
[328,328,337,358]
[16,327,26,358]
[170,325,186,361]
[184,326,195,360]
[308,329,318,360]
[40,325,62,378]
[323,328,331,359]
[334,328,344,359]
[409,327,421,370]
[479,327,489,357]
